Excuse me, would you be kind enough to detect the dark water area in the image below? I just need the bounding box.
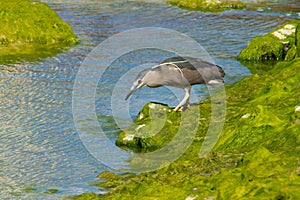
[1,0,299,199]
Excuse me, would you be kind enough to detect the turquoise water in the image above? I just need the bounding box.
[1,1,299,199]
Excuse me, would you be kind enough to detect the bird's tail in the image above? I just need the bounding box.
[216,65,225,77]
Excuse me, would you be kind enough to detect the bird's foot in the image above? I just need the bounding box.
[174,104,190,112]
[174,105,183,112]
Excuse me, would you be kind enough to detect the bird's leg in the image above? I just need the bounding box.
[174,87,191,112]
[183,87,191,110]
[185,88,191,110]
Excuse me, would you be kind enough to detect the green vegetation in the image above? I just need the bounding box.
[116,103,182,152]
[238,20,300,61]
[74,57,300,200]
[0,0,79,64]
[167,0,246,12]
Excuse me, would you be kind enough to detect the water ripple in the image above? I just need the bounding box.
[1,0,299,199]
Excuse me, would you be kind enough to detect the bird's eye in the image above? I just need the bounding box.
[138,80,142,84]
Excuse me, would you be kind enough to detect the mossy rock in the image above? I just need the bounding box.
[167,0,246,12]
[81,58,300,200]
[238,20,300,62]
[115,100,208,153]
[0,0,79,64]
[115,102,181,152]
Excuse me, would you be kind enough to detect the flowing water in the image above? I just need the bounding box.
[1,0,299,199]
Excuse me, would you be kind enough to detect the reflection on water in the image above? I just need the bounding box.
[1,0,299,199]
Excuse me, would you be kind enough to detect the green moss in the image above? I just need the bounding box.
[238,36,284,61]
[284,44,297,61]
[167,0,246,12]
[238,20,300,62]
[168,0,246,12]
[73,193,102,200]
[95,171,136,189]
[73,21,300,200]
[0,0,79,64]
[216,59,300,152]
[74,58,300,200]
[116,102,182,152]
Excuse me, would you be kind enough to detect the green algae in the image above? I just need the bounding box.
[167,0,246,12]
[0,0,79,64]
[116,102,181,152]
[72,21,300,199]
[216,59,300,152]
[73,193,102,200]
[238,20,300,62]
[72,58,300,200]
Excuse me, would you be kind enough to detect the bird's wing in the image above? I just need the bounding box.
[160,56,215,70]
[160,56,225,85]
[160,56,225,77]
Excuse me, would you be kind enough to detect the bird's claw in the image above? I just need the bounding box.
[173,104,190,112]
[174,105,182,112]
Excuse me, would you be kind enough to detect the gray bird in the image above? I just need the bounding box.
[125,56,225,111]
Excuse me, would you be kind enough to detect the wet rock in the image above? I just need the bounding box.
[238,20,300,62]
[116,102,180,152]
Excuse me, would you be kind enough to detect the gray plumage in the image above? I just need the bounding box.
[125,56,225,111]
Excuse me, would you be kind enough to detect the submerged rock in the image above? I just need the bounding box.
[0,0,79,64]
[237,20,300,61]
[167,0,246,12]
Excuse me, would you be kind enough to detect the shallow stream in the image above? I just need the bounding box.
[1,0,299,199]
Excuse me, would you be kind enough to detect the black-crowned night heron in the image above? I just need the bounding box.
[125,56,225,111]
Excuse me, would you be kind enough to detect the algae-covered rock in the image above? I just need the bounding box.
[116,102,180,152]
[116,101,205,153]
[216,58,300,151]
[238,20,300,61]
[81,58,300,200]
[0,0,79,63]
[167,0,246,12]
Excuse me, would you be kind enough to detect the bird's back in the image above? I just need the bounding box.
[160,56,225,85]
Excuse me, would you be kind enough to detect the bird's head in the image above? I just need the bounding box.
[125,68,151,100]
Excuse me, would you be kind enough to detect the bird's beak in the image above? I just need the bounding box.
[125,88,136,100]
[125,82,144,100]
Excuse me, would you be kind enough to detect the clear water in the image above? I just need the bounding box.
[1,0,299,199]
